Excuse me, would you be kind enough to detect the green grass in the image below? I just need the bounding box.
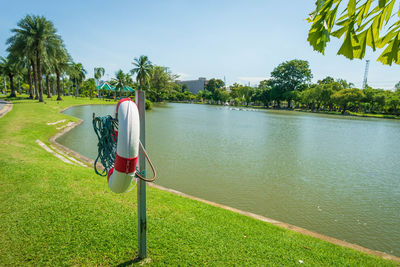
[0,96,398,266]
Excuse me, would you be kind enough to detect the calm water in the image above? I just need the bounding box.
[58,103,400,256]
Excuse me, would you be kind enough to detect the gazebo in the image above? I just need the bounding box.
[96,82,115,98]
[96,82,135,98]
[114,85,135,97]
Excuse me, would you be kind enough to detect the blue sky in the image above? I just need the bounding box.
[1,0,398,89]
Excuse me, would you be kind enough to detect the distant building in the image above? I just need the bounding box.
[176,77,208,94]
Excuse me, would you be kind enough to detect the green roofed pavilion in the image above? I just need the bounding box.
[123,86,135,92]
[96,82,115,91]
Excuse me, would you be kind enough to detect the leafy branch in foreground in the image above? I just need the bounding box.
[307,0,400,65]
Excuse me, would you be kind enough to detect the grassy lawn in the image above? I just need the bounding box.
[0,96,398,266]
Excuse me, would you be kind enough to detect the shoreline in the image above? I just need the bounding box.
[50,104,400,262]
[169,101,400,120]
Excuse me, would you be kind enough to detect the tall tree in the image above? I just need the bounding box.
[0,55,21,97]
[124,73,134,87]
[148,66,177,102]
[6,31,35,98]
[395,81,400,91]
[112,69,128,97]
[130,55,152,91]
[238,85,254,106]
[84,78,96,99]
[55,56,69,100]
[269,59,313,108]
[307,0,400,65]
[204,78,225,103]
[42,54,53,98]
[94,67,105,83]
[51,40,70,101]
[257,80,272,107]
[205,78,225,93]
[332,88,365,113]
[10,15,61,102]
[31,59,39,99]
[70,63,86,97]
[94,67,105,97]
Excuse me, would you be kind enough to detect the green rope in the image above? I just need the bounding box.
[136,170,146,177]
[92,115,118,176]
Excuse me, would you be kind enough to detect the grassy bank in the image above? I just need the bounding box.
[0,96,397,266]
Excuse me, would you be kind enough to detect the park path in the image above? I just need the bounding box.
[0,99,12,118]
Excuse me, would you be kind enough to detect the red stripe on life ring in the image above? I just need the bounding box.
[114,153,138,174]
[116,98,133,119]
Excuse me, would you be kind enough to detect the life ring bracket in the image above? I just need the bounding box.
[135,141,157,182]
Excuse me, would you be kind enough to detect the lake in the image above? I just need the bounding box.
[58,103,400,256]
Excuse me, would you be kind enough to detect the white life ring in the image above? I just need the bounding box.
[107,98,140,193]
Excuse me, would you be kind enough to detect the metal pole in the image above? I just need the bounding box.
[136,90,147,259]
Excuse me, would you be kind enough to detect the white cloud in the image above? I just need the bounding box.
[176,72,192,80]
[237,76,270,85]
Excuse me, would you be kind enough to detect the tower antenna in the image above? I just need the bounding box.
[362,60,370,89]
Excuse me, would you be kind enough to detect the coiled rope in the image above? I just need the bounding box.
[93,114,118,176]
[92,113,157,182]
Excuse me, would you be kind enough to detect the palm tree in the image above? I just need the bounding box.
[42,55,53,98]
[0,70,6,95]
[26,64,33,98]
[49,75,56,95]
[0,55,22,97]
[94,67,105,83]
[125,73,134,87]
[130,55,152,91]
[70,62,86,97]
[54,50,70,101]
[112,69,127,97]
[6,28,36,99]
[31,59,39,99]
[10,15,61,102]
[49,39,70,101]
[94,67,105,98]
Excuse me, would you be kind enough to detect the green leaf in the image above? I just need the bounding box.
[331,26,347,38]
[384,0,395,23]
[315,0,327,12]
[398,2,400,18]
[366,28,376,50]
[379,0,387,8]
[377,26,400,48]
[337,32,354,59]
[364,0,372,16]
[348,0,356,15]
[377,33,399,65]
[354,30,368,58]
[327,2,340,29]
[337,17,350,26]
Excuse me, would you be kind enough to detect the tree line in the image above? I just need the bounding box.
[1,15,399,116]
[195,60,400,116]
[0,15,96,101]
[0,15,191,103]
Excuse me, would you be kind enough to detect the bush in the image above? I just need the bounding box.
[145,99,152,110]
